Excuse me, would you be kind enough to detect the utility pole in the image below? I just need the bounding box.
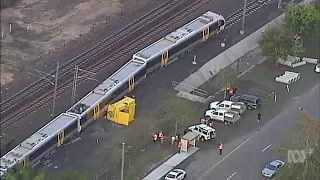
[121,142,125,180]
[52,62,59,116]
[71,65,97,105]
[240,0,247,35]
[27,62,59,116]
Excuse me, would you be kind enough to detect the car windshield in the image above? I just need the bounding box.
[166,174,176,179]
[267,164,276,170]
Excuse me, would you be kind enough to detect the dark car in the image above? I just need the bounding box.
[230,94,261,110]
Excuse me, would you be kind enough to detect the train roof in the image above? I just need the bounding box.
[67,58,146,116]
[133,11,223,61]
[0,113,77,171]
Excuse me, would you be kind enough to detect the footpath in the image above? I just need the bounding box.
[142,0,315,179]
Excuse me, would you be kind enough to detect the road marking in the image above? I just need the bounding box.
[198,130,260,180]
[262,144,271,152]
[226,172,237,180]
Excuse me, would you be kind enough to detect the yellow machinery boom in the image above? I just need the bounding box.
[106,96,136,126]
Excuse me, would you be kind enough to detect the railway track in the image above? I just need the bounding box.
[0,0,274,131]
[0,0,213,130]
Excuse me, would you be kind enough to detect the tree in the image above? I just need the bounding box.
[273,113,320,180]
[284,3,320,37]
[167,98,194,135]
[4,161,45,180]
[4,160,88,180]
[258,26,304,63]
[215,67,237,88]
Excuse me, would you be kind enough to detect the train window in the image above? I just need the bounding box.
[211,22,219,31]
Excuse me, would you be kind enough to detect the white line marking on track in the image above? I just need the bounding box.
[226,172,237,180]
[262,144,271,152]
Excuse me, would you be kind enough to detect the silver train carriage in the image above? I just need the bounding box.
[0,11,225,176]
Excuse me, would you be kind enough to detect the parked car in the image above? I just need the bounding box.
[315,63,320,73]
[188,124,216,141]
[205,109,240,125]
[230,94,261,110]
[209,100,246,115]
[262,160,285,178]
[165,169,187,180]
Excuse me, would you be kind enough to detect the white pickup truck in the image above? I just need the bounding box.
[209,100,246,115]
[205,109,240,125]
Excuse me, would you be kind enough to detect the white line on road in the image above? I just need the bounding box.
[226,172,237,180]
[198,131,259,180]
[262,144,271,152]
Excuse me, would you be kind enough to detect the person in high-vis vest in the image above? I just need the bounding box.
[200,118,206,124]
[208,121,214,127]
[171,136,176,147]
[158,131,164,144]
[153,133,158,143]
[219,143,224,155]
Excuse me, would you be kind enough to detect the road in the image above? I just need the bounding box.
[190,84,320,180]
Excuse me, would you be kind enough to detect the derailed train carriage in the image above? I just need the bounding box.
[0,11,225,176]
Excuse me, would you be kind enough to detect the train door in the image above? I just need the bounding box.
[161,50,168,67]
[57,131,64,147]
[129,76,135,91]
[93,104,100,120]
[202,26,210,42]
[21,159,26,167]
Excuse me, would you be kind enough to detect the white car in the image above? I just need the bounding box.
[262,160,285,178]
[165,169,187,180]
[315,63,320,73]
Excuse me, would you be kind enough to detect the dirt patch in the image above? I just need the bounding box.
[0,0,155,85]
[0,66,14,86]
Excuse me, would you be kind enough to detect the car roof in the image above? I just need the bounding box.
[242,94,259,99]
[168,171,178,176]
[216,109,229,113]
[270,160,281,166]
[240,94,260,101]
[172,169,184,173]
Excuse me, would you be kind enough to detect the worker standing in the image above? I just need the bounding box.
[257,113,261,123]
[159,131,164,144]
[153,133,158,143]
[171,136,176,147]
[200,118,206,124]
[219,143,224,155]
[175,134,180,146]
[177,141,182,153]
[208,121,213,127]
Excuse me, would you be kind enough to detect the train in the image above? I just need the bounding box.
[0,11,225,176]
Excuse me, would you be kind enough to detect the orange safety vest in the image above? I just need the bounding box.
[229,88,234,95]
[159,133,164,139]
[219,144,224,150]
[153,134,158,140]
[200,118,205,124]
[171,136,176,142]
